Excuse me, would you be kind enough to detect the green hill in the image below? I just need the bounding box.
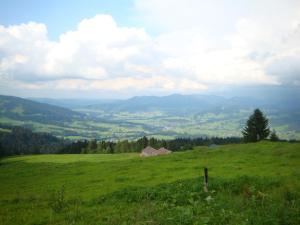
[1,141,299,224]
[0,95,89,138]
[0,95,82,124]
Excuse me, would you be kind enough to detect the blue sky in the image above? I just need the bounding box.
[0,0,137,40]
[0,0,300,98]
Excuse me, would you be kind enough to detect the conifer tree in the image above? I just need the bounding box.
[242,109,270,142]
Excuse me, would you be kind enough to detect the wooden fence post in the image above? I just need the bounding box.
[204,167,208,192]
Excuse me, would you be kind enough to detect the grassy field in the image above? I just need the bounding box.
[0,141,300,224]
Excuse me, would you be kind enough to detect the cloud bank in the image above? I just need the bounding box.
[1,0,300,97]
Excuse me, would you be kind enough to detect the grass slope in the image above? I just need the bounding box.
[0,141,300,224]
[0,95,82,124]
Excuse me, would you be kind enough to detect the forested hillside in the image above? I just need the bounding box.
[0,126,67,156]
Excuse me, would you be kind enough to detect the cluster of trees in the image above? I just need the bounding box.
[0,126,68,157]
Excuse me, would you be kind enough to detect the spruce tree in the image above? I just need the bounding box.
[242,109,270,142]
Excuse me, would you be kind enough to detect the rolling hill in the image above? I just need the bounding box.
[0,95,83,124]
[1,141,299,224]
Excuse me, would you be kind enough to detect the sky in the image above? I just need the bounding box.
[0,0,300,99]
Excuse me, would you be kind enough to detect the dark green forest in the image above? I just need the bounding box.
[0,125,244,157]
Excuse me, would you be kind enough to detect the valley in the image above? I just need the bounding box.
[1,94,300,140]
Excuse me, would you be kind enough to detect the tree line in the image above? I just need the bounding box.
[0,126,243,156]
[73,136,243,154]
[0,126,67,157]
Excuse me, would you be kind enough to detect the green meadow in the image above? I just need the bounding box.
[1,141,300,224]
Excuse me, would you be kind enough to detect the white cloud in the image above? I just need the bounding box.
[1,2,300,98]
[0,14,208,95]
[135,0,300,86]
[0,22,51,81]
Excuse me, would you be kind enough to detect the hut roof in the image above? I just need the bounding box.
[140,146,172,157]
[157,147,172,154]
[140,146,159,156]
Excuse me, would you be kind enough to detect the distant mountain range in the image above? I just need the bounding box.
[79,93,300,117]
[29,87,300,114]
[28,98,115,109]
[86,94,225,114]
